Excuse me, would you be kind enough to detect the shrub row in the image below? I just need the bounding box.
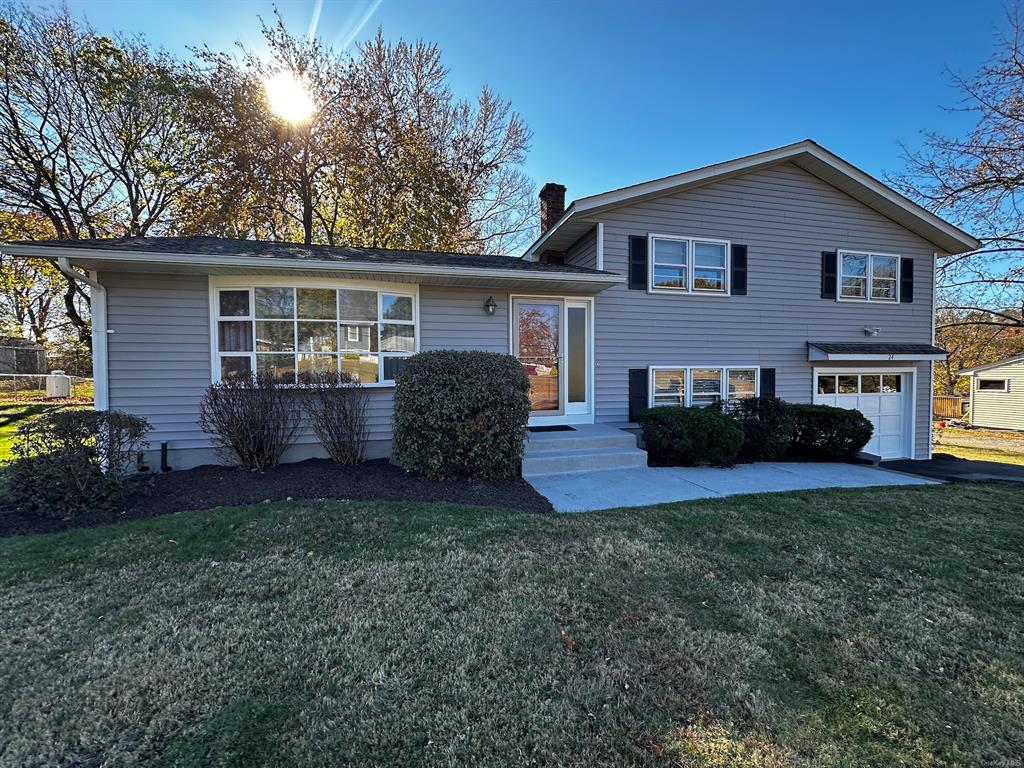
[198,371,369,471]
[639,397,874,467]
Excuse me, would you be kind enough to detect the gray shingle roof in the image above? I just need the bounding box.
[11,236,615,276]
[809,342,947,355]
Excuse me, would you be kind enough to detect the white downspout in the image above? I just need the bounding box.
[56,257,108,411]
[929,253,937,459]
[595,222,604,271]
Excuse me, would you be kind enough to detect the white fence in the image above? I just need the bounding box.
[0,372,94,401]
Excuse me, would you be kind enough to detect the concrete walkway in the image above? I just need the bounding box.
[526,462,939,513]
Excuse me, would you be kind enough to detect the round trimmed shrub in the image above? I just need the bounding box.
[789,403,874,460]
[392,350,530,479]
[638,406,744,467]
[725,396,796,461]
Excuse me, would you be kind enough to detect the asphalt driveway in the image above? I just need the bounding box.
[526,462,937,513]
[882,452,1024,483]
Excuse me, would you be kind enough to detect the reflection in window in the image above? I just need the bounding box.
[214,287,414,384]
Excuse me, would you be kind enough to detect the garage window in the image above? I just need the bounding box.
[818,373,903,395]
[978,378,1008,392]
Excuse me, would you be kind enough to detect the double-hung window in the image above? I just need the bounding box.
[214,284,417,385]
[649,366,758,407]
[839,250,899,302]
[650,235,730,294]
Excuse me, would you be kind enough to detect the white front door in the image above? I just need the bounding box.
[512,297,593,424]
[813,370,912,459]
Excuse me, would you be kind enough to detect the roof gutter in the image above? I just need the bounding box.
[55,257,108,410]
[5,243,622,285]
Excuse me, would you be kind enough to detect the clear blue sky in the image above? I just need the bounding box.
[61,0,1002,205]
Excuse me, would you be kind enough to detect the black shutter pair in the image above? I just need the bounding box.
[628,236,748,294]
[821,250,915,302]
[627,366,777,420]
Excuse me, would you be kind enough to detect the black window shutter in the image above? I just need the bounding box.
[628,368,648,421]
[731,244,748,295]
[628,236,648,290]
[821,251,837,299]
[900,257,914,303]
[760,368,776,398]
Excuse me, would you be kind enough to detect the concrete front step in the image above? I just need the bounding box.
[524,430,638,454]
[522,445,649,477]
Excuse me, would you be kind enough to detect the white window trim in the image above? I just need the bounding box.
[836,249,900,303]
[977,378,1009,393]
[647,365,760,408]
[647,234,731,296]
[208,275,420,388]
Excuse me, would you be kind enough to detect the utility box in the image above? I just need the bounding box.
[46,370,71,398]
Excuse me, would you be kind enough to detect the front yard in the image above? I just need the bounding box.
[1,484,1021,766]
[934,424,1024,466]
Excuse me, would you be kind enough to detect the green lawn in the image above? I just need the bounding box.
[0,403,65,462]
[1,485,1021,766]
[934,443,1024,466]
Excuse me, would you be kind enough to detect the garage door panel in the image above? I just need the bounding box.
[879,413,903,433]
[858,394,881,412]
[880,397,903,415]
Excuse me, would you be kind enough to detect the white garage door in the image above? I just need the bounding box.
[814,371,911,459]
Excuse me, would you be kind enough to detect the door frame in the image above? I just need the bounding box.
[811,365,917,459]
[510,294,595,426]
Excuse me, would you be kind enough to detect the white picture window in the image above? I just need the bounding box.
[649,235,730,294]
[839,251,899,302]
[214,285,417,386]
[648,366,758,407]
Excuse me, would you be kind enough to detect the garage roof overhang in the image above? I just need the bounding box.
[808,342,948,362]
[1,242,624,295]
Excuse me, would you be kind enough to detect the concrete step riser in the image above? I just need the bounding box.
[524,434,638,453]
[522,450,648,477]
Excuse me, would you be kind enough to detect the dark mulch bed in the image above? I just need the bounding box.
[0,458,553,538]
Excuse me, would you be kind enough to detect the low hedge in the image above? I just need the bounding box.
[725,396,795,461]
[789,403,874,460]
[639,397,874,467]
[392,350,530,479]
[638,406,744,466]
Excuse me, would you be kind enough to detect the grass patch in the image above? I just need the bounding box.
[934,444,1024,466]
[0,402,90,462]
[1,485,1021,766]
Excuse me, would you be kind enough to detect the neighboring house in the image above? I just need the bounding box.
[2,140,978,467]
[957,353,1024,431]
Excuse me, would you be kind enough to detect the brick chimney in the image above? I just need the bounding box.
[539,182,566,235]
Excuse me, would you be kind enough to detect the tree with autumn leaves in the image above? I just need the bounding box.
[0,3,534,352]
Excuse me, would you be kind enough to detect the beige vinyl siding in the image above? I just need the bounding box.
[589,161,938,459]
[102,276,512,468]
[971,361,1024,430]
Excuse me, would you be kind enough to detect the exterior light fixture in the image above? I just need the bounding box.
[863,326,881,336]
[483,296,497,316]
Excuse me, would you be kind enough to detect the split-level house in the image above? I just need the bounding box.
[3,140,978,469]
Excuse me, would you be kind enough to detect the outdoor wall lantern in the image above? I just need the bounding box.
[483,295,497,316]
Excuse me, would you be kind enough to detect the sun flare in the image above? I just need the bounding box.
[264,70,316,122]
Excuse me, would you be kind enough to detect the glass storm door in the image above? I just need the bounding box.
[564,300,590,415]
[513,298,590,418]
